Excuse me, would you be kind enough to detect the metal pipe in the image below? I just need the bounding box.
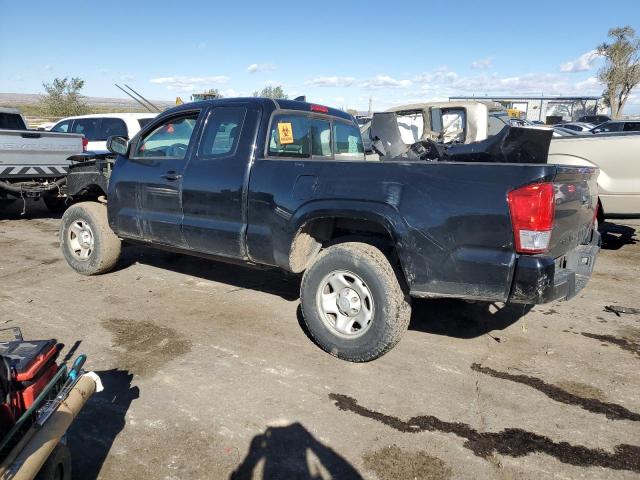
[124,84,162,112]
[115,84,154,112]
[5,375,97,480]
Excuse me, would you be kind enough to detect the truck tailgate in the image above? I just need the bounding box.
[547,165,599,259]
[0,130,83,178]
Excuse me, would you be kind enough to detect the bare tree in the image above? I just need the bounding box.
[598,26,640,118]
[40,77,88,117]
[253,86,288,99]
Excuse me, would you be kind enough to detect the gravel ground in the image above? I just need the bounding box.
[1,200,639,480]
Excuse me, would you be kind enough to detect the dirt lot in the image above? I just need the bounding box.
[1,200,639,480]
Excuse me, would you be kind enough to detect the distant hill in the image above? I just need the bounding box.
[0,92,175,119]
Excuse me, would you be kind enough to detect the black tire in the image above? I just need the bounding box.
[60,202,121,275]
[300,242,411,362]
[43,195,68,213]
[35,442,71,480]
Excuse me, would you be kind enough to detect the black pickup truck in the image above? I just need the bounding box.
[60,98,600,362]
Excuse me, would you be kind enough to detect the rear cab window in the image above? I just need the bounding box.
[267,112,364,161]
[0,113,27,130]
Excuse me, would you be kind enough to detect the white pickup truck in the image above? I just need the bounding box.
[0,107,83,211]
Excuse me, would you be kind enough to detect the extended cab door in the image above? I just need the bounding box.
[110,110,201,246]
[180,103,261,258]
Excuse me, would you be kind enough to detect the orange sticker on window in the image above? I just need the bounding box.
[278,122,294,144]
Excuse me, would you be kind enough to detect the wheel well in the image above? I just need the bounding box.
[288,217,397,273]
[597,198,604,223]
[71,183,106,200]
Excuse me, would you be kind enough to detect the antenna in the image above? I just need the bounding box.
[115,84,154,112]
[124,84,162,112]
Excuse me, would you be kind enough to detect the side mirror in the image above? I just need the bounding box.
[107,136,129,156]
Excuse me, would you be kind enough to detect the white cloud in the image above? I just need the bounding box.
[306,76,356,87]
[361,75,412,88]
[150,75,229,92]
[560,50,601,73]
[471,56,493,69]
[247,63,276,74]
[412,67,605,98]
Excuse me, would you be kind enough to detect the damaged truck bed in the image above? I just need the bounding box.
[61,97,600,361]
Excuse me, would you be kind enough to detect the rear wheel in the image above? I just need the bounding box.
[300,242,411,362]
[60,202,121,275]
[35,442,71,480]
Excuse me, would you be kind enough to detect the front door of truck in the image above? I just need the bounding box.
[124,111,201,247]
[180,103,260,258]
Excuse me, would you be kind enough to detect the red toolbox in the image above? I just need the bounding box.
[0,340,61,413]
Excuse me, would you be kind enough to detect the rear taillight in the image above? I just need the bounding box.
[508,182,555,254]
[82,137,88,152]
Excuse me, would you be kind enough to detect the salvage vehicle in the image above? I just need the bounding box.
[372,101,640,219]
[60,97,600,362]
[50,113,157,151]
[590,120,640,133]
[548,132,640,219]
[0,107,84,212]
[0,327,100,479]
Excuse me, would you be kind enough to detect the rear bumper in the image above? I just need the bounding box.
[509,229,600,304]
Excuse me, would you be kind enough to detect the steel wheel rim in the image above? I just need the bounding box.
[67,220,94,261]
[316,269,374,338]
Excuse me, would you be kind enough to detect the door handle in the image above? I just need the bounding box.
[161,171,182,181]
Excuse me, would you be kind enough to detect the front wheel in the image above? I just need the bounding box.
[300,242,411,362]
[60,202,121,275]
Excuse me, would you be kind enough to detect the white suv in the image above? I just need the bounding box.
[51,113,157,151]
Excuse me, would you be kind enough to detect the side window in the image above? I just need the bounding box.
[396,112,424,144]
[624,122,640,132]
[133,114,198,160]
[72,118,101,141]
[268,115,331,158]
[487,114,509,136]
[51,120,71,133]
[100,118,128,139]
[333,122,365,160]
[198,107,247,158]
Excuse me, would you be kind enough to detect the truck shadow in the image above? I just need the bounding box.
[117,244,302,301]
[230,422,363,480]
[409,299,532,339]
[599,221,636,250]
[67,369,139,480]
[0,198,63,220]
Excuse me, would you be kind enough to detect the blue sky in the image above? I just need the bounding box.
[1,0,639,113]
